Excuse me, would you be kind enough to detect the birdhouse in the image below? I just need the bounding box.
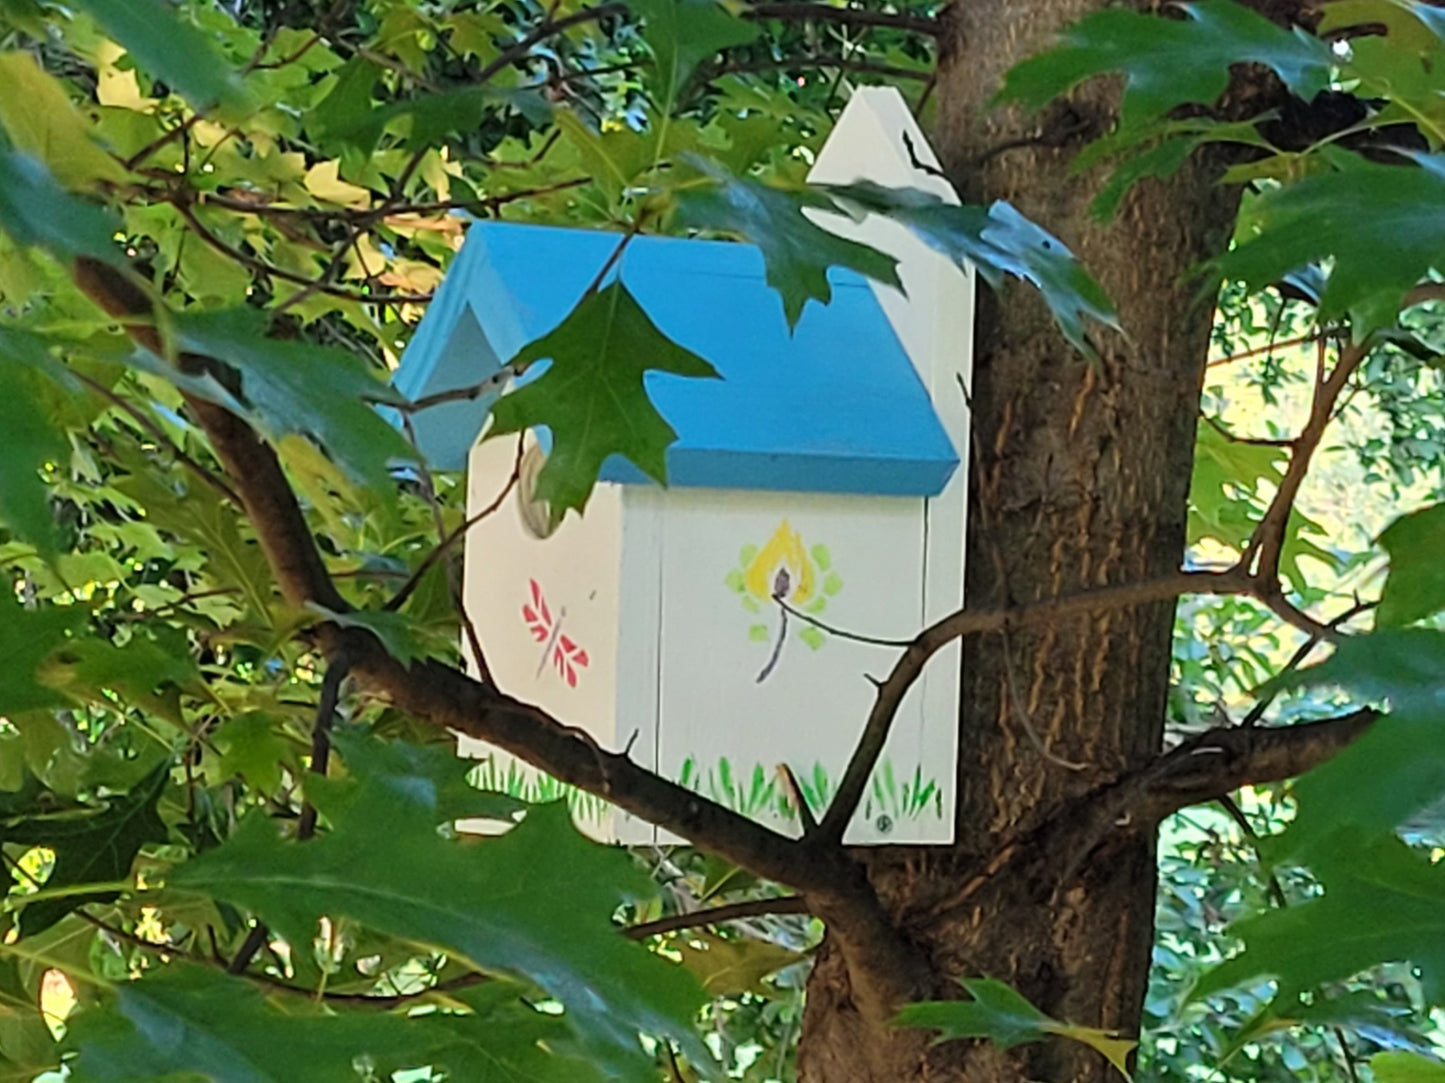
[395,87,974,844]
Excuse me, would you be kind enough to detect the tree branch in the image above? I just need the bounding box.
[815,568,1251,843]
[624,896,810,939]
[1132,708,1379,821]
[474,4,628,84]
[296,654,353,840]
[1246,335,1369,583]
[74,258,348,613]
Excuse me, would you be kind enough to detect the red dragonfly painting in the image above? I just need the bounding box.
[522,578,589,688]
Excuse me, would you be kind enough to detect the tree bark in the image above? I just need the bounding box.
[797,2,1249,1079]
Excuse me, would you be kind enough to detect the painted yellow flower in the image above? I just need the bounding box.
[743,519,815,604]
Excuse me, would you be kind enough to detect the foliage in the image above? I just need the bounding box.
[895,977,1135,1077]
[2,0,1445,1080]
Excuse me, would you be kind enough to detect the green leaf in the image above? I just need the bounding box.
[0,359,67,555]
[672,931,801,996]
[0,52,127,188]
[0,591,83,715]
[308,604,449,666]
[1217,152,1445,332]
[172,309,416,498]
[896,977,1133,1078]
[896,977,1049,1048]
[320,84,550,157]
[66,965,594,1083]
[330,728,526,824]
[37,628,203,726]
[1374,1051,1445,1083]
[0,149,121,263]
[823,182,1117,356]
[4,759,170,937]
[674,163,901,328]
[67,0,247,112]
[999,1,1331,137]
[1270,631,1445,860]
[488,281,719,522]
[626,0,760,106]
[214,713,294,796]
[1196,834,1445,1004]
[1377,502,1445,627]
[171,794,709,1074]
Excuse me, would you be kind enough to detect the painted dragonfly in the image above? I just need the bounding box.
[522,578,589,688]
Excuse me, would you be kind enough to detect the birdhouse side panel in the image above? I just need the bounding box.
[639,488,951,844]
[457,435,626,840]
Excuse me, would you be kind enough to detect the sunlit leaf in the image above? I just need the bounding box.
[67,0,246,112]
[172,309,416,498]
[897,977,1134,1079]
[0,53,126,188]
[671,930,802,996]
[1218,152,1445,333]
[1374,1051,1445,1083]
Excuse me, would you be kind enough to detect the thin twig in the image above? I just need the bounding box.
[623,896,810,939]
[171,178,589,225]
[1240,598,1374,727]
[1206,331,1321,368]
[584,224,641,296]
[226,923,271,975]
[75,371,241,504]
[397,415,495,681]
[296,654,353,840]
[1246,336,1369,584]
[474,4,627,84]
[703,55,931,87]
[396,368,516,414]
[774,596,915,648]
[1203,415,1293,448]
[171,198,431,305]
[387,437,522,614]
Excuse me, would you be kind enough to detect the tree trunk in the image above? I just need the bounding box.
[797,2,1248,1079]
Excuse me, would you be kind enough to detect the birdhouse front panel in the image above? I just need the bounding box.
[647,488,949,844]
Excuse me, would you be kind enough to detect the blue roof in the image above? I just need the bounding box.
[394,220,958,497]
